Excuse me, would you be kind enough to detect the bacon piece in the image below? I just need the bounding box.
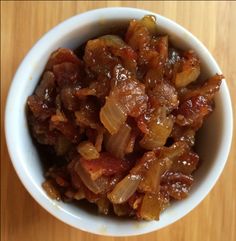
[79,153,131,180]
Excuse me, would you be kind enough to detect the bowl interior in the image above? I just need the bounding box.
[5,8,233,236]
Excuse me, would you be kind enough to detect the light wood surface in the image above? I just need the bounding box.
[1,1,236,241]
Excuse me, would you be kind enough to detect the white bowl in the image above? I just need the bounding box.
[5,7,233,236]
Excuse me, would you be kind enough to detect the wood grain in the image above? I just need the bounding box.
[1,1,236,241]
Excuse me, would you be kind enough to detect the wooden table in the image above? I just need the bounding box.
[1,1,236,241]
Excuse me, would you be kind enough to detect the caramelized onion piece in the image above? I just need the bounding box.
[107,174,141,204]
[131,152,165,194]
[99,35,127,47]
[140,108,174,150]
[100,97,127,135]
[95,128,105,152]
[77,141,100,160]
[75,161,102,194]
[140,15,157,35]
[161,141,189,160]
[175,51,200,88]
[137,153,161,194]
[171,124,196,146]
[138,192,169,220]
[159,157,173,174]
[138,193,161,220]
[125,131,136,154]
[175,66,200,88]
[105,123,131,159]
[75,88,96,99]
[154,35,169,60]
[126,16,153,51]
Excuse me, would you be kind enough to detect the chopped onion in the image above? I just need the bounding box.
[140,107,173,150]
[95,128,104,152]
[140,15,157,35]
[159,157,173,175]
[164,141,188,160]
[75,162,102,194]
[175,51,200,88]
[138,158,160,194]
[125,132,136,154]
[77,141,100,160]
[130,151,161,194]
[105,123,131,159]
[107,174,141,204]
[138,193,161,220]
[100,97,127,135]
[175,66,200,88]
[99,35,126,47]
[75,88,96,98]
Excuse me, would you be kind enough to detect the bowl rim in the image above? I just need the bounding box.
[5,7,233,236]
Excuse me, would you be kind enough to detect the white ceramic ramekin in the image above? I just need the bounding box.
[5,7,233,236]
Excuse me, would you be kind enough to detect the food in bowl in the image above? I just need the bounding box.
[27,15,222,220]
